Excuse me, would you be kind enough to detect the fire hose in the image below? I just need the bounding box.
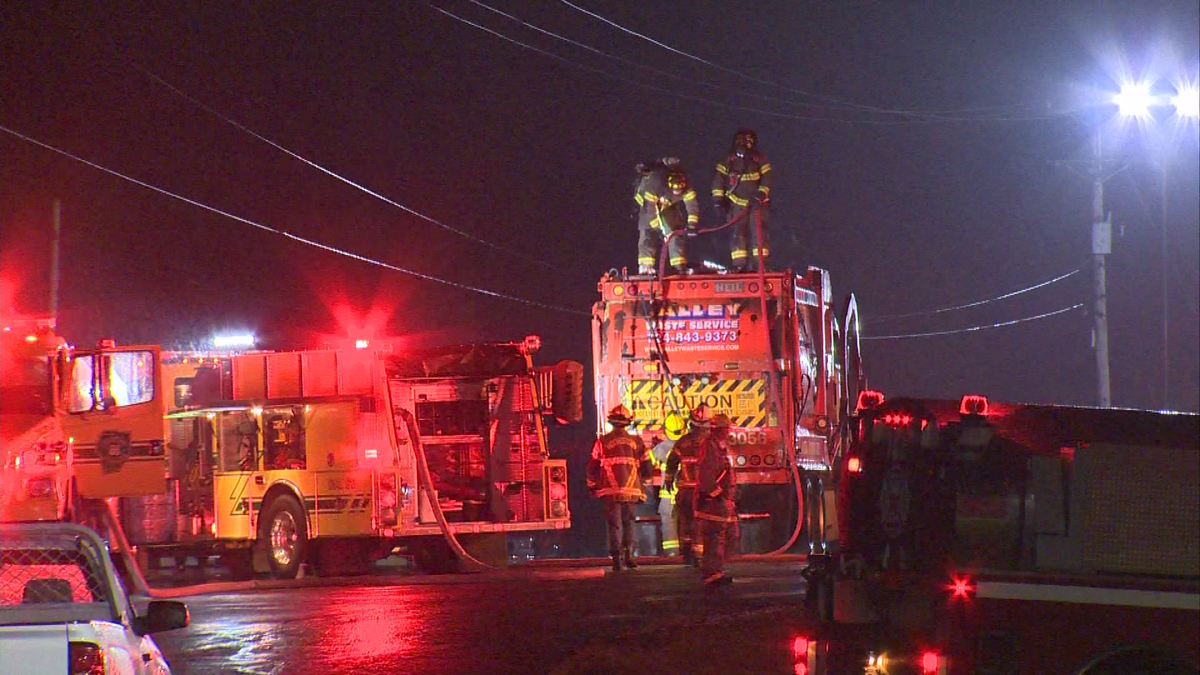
[656,207,809,557]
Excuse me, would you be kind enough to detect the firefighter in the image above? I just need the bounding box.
[635,162,700,275]
[652,410,687,557]
[711,128,773,272]
[695,413,737,587]
[665,404,711,567]
[587,404,654,571]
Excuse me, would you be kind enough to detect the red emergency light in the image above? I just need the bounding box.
[846,456,863,473]
[856,390,885,412]
[959,394,989,416]
[921,651,942,674]
[949,575,974,599]
[883,412,913,427]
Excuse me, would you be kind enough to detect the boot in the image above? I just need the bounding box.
[681,544,695,567]
[623,547,638,569]
[637,264,654,276]
[610,552,622,572]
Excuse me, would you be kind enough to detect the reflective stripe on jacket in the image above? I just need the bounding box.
[587,430,653,502]
[695,437,737,523]
[712,151,772,207]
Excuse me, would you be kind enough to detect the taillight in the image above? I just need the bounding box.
[378,473,399,527]
[846,456,862,473]
[791,634,818,675]
[69,641,105,675]
[950,575,974,599]
[544,461,569,520]
[921,651,942,674]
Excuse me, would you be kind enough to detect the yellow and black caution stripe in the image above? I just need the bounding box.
[624,378,765,431]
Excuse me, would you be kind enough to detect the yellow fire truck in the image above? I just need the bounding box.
[114,336,582,578]
[2,317,166,523]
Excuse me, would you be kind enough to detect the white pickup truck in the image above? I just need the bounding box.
[0,522,189,674]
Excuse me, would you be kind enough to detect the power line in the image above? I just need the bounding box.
[429,5,951,126]
[868,268,1082,324]
[444,4,1068,125]
[122,61,564,272]
[862,303,1083,340]
[554,0,1064,122]
[0,124,590,317]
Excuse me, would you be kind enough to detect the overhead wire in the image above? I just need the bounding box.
[861,303,1084,340]
[121,60,565,272]
[867,268,1083,324]
[444,3,1070,125]
[0,124,590,317]
[429,5,966,126]
[554,0,1067,122]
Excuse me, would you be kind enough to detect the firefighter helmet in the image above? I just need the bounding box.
[666,168,688,194]
[689,404,712,428]
[664,411,686,440]
[711,413,732,430]
[607,404,633,426]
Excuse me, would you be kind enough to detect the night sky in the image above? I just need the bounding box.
[3,1,1198,415]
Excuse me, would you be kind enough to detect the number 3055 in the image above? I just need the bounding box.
[729,430,768,445]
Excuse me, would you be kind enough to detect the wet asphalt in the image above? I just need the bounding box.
[150,559,815,675]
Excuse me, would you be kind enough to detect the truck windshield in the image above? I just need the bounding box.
[66,350,155,413]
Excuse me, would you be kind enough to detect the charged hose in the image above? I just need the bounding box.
[657,208,806,558]
[396,408,494,573]
[99,499,261,599]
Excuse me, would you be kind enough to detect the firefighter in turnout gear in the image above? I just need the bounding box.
[635,162,700,275]
[695,413,737,587]
[665,405,711,567]
[711,129,773,271]
[651,411,687,557]
[588,404,654,571]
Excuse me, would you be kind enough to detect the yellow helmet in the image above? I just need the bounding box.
[664,411,686,440]
[666,168,688,194]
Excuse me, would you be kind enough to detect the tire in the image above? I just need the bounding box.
[260,495,308,579]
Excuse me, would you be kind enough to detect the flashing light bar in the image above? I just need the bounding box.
[213,334,255,348]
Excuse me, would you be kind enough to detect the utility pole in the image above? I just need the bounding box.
[1089,129,1112,408]
[50,199,62,324]
[1160,161,1169,410]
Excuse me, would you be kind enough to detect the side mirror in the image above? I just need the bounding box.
[132,600,190,635]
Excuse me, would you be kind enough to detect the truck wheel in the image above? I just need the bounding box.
[260,495,308,579]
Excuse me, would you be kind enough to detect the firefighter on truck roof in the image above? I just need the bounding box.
[634,160,700,275]
[665,404,712,568]
[588,405,654,572]
[695,413,737,588]
[712,128,772,272]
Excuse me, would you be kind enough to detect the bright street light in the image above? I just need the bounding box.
[1172,85,1199,118]
[1113,81,1153,117]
